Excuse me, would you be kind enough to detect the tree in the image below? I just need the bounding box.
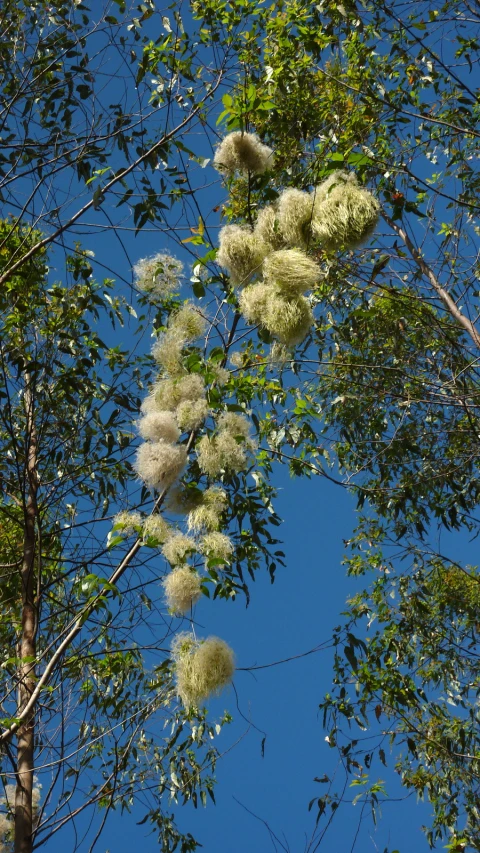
[0,3,283,851]
[203,0,480,848]
[0,221,233,853]
[1,0,480,851]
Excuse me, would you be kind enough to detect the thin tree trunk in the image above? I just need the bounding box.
[15,377,38,853]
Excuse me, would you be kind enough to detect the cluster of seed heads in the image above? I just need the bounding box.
[117,133,379,711]
[114,294,239,708]
[214,133,379,349]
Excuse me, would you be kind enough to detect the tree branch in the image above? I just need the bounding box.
[0,72,225,289]
[383,212,480,348]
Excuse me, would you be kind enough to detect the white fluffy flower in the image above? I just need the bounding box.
[263,248,320,296]
[176,398,210,431]
[187,486,227,532]
[254,205,285,250]
[201,531,234,564]
[133,253,183,297]
[151,333,185,377]
[143,514,170,544]
[113,511,143,534]
[141,375,206,414]
[216,411,252,438]
[171,634,235,708]
[213,132,274,176]
[277,188,314,247]
[239,282,313,346]
[135,441,187,489]
[162,532,197,566]
[217,225,270,287]
[168,303,207,341]
[163,566,202,613]
[137,411,180,443]
[197,430,255,477]
[311,171,380,249]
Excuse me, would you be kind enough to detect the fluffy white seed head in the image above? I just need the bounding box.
[213,132,274,176]
[238,281,276,325]
[277,188,314,247]
[196,435,223,478]
[263,248,320,296]
[264,294,314,346]
[152,333,185,377]
[204,485,228,511]
[144,375,206,413]
[113,511,142,534]
[152,303,207,378]
[254,205,285,250]
[172,634,235,708]
[162,532,197,566]
[187,486,228,532]
[143,514,170,544]
[311,172,380,249]
[196,415,255,479]
[210,365,230,387]
[229,350,246,369]
[163,566,202,613]
[135,441,187,490]
[197,431,254,477]
[168,303,207,342]
[270,341,291,366]
[216,411,251,439]
[215,429,256,466]
[240,282,313,346]
[168,374,205,408]
[201,531,234,564]
[137,411,180,443]
[188,504,219,533]
[171,631,197,660]
[312,170,355,207]
[133,253,183,297]
[1,782,41,840]
[217,225,270,287]
[176,398,209,431]
[140,393,159,416]
[31,786,41,813]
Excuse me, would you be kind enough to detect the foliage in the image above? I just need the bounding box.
[2,0,480,851]
[188,0,480,848]
[323,539,480,850]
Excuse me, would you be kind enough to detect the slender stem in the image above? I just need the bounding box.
[15,375,38,853]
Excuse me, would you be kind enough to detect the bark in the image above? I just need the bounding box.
[15,377,38,853]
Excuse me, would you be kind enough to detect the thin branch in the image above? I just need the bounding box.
[383,212,480,348]
[0,73,225,289]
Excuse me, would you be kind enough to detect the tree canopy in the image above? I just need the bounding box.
[0,0,479,851]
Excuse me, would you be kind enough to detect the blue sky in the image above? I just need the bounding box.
[44,149,445,853]
[72,463,438,853]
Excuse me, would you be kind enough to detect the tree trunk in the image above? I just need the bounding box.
[15,378,38,853]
